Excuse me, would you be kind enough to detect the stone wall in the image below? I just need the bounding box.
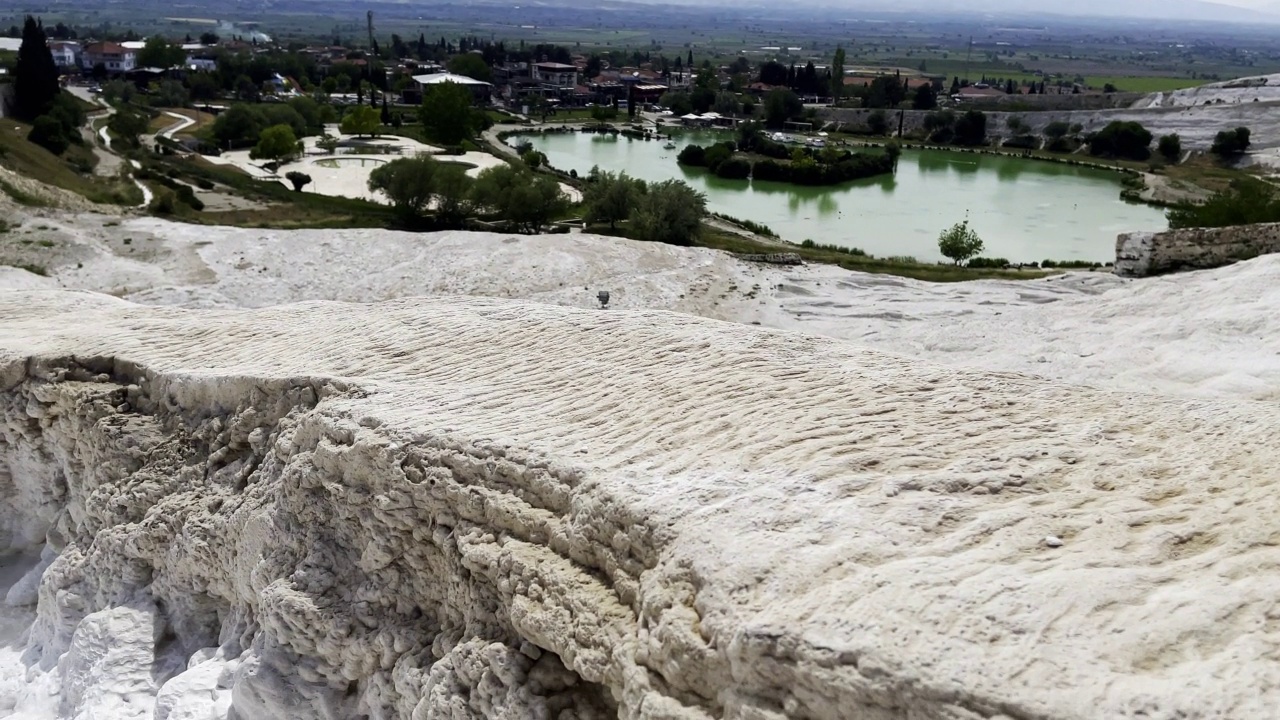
[1115,222,1280,276]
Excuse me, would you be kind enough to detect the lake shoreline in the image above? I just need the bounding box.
[509,127,1168,265]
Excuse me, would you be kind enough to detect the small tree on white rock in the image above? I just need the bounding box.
[937,220,984,266]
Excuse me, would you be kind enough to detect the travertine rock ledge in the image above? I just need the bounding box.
[0,291,1276,720]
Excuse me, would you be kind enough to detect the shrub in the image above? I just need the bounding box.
[937,220,984,265]
[799,239,868,256]
[1088,121,1152,161]
[677,144,706,166]
[1167,178,1280,229]
[1002,135,1039,150]
[1210,127,1251,158]
[967,257,1011,268]
[285,171,312,192]
[1158,133,1182,163]
[703,142,734,171]
[28,115,69,155]
[149,189,177,215]
[629,180,707,246]
[715,156,751,179]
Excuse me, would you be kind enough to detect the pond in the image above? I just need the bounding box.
[511,130,1169,263]
[314,157,388,168]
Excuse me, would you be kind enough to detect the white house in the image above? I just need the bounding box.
[412,72,492,103]
[531,62,578,88]
[82,42,137,74]
[49,41,81,70]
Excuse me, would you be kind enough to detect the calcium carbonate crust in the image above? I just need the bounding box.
[0,291,1277,720]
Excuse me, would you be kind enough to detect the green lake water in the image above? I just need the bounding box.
[513,130,1169,263]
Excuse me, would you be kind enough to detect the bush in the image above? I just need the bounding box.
[937,220,984,265]
[629,179,707,246]
[713,213,777,238]
[799,239,868,256]
[703,142,734,171]
[195,178,215,190]
[966,257,1011,268]
[28,115,69,155]
[676,144,706,166]
[1167,178,1280,229]
[1088,121,1152,161]
[149,189,177,215]
[1158,133,1182,163]
[752,150,895,186]
[1002,135,1039,150]
[1047,137,1075,153]
[715,156,751,179]
[1210,127,1251,158]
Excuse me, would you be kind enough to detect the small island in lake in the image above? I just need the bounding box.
[677,124,899,186]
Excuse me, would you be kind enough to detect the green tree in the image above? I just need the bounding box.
[953,110,987,146]
[659,91,693,116]
[420,81,478,145]
[583,169,645,230]
[285,171,312,192]
[249,124,303,164]
[590,105,618,126]
[1044,121,1070,140]
[369,155,439,221]
[288,96,326,134]
[937,220,985,265]
[1158,133,1182,163]
[107,110,150,148]
[629,179,706,246]
[471,164,567,233]
[137,37,187,69]
[341,104,381,137]
[1167,178,1280,230]
[866,110,888,136]
[763,88,802,129]
[27,115,69,155]
[1088,121,1152,160]
[447,53,492,83]
[13,16,59,122]
[152,80,189,107]
[713,91,740,116]
[432,163,476,227]
[912,83,937,110]
[830,46,846,103]
[1210,127,1251,158]
[209,104,265,148]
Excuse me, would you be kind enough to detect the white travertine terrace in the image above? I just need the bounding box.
[1,291,1276,719]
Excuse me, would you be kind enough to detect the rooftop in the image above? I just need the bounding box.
[412,72,493,87]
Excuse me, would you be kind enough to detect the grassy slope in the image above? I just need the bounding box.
[0,120,139,205]
[146,154,399,228]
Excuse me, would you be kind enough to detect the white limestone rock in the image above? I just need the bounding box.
[0,291,1276,719]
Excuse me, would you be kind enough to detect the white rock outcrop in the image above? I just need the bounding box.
[1,291,1278,719]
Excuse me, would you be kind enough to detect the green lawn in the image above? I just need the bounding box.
[1083,76,1206,93]
[0,120,138,205]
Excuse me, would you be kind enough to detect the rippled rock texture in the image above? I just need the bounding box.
[1,292,1277,720]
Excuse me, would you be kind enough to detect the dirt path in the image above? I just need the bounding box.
[1139,172,1210,205]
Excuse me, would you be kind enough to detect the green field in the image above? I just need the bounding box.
[1083,76,1206,92]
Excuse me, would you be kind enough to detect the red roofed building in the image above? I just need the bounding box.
[81,42,137,74]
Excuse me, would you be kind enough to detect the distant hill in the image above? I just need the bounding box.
[650,0,1280,24]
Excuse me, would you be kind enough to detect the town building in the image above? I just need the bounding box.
[412,72,492,104]
[49,41,81,70]
[532,62,578,87]
[81,42,138,74]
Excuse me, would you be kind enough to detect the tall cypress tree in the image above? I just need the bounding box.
[13,16,59,122]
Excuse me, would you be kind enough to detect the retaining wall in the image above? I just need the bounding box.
[1115,222,1280,276]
